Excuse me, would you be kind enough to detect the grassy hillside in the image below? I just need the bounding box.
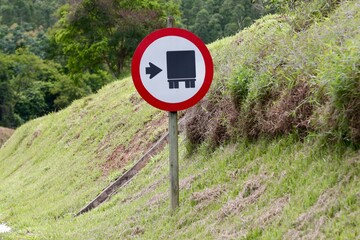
[186,0,360,149]
[1,0,359,239]
[0,78,167,233]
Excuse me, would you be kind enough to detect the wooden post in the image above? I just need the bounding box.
[167,16,175,28]
[169,111,179,210]
[167,16,179,211]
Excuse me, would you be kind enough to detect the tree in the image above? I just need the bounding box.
[208,13,223,41]
[0,0,66,28]
[193,9,211,43]
[51,0,180,77]
[0,49,87,127]
[181,0,271,44]
[0,23,50,58]
[0,0,117,128]
[0,60,18,127]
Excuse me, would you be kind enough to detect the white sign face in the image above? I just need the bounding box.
[132,28,213,111]
[139,36,206,103]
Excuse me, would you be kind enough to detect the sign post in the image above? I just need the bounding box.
[131,17,213,211]
[167,16,180,210]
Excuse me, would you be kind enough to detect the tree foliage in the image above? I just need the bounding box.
[0,23,49,58]
[0,49,95,127]
[52,0,180,77]
[0,0,66,28]
[181,0,270,43]
[1,51,52,126]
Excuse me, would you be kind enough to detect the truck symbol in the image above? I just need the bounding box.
[166,50,196,89]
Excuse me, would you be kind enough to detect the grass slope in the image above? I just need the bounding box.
[0,78,167,235]
[1,1,359,239]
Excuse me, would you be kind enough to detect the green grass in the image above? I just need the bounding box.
[0,77,166,233]
[1,1,359,239]
[2,134,358,239]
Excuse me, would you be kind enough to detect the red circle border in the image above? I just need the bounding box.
[131,28,214,112]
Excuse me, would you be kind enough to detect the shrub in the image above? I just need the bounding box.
[185,0,360,149]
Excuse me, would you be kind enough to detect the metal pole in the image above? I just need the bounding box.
[167,16,179,211]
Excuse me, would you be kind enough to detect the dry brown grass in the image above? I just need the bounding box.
[0,127,14,147]
[186,80,314,148]
[185,94,238,147]
[284,187,342,240]
[191,185,226,211]
[219,172,273,219]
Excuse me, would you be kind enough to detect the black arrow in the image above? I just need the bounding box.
[146,62,162,79]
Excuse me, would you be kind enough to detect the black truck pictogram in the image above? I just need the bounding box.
[166,50,196,89]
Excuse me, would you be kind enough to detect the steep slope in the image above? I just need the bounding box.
[1,1,359,239]
[0,78,167,229]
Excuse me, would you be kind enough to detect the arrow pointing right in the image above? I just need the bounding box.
[146,62,162,79]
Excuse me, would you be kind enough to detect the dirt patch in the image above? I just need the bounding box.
[101,113,167,176]
[0,127,14,147]
[191,185,226,211]
[131,226,145,236]
[219,172,272,219]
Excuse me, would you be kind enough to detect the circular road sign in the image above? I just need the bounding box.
[131,28,213,111]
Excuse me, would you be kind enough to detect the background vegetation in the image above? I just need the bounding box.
[0,0,280,129]
[0,0,179,128]
[180,0,271,43]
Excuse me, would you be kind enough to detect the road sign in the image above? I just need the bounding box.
[131,28,213,111]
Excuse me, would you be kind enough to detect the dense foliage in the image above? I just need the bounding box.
[0,0,65,28]
[0,0,179,128]
[0,50,75,127]
[52,0,180,77]
[180,0,272,43]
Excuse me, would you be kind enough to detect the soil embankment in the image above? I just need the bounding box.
[0,127,14,147]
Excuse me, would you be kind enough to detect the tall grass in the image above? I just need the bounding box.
[186,0,360,148]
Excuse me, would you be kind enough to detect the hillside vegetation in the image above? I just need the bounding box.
[186,0,360,149]
[0,0,359,239]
